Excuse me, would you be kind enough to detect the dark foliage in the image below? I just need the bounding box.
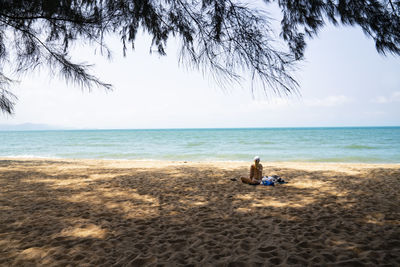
[0,0,399,114]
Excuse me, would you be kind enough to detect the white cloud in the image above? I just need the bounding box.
[393,91,400,100]
[238,97,294,112]
[371,91,400,104]
[303,95,352,107]
[238,95,352,113]
[372,96,389,104]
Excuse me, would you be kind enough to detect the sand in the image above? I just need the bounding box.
[0,158,399,266]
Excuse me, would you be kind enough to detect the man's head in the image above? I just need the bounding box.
[254,156,260,163]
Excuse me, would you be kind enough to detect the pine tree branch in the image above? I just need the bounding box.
[0,18,112,90]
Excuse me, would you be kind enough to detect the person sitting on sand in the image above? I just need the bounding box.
[241,156,263,185]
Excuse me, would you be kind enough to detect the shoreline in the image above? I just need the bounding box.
[1,156,400,169]
[2,157,400,178]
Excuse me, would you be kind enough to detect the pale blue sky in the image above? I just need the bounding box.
[1,15,399,128]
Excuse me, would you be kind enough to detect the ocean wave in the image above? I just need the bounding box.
[344,145,377,150]
[307,156,387,163]
[260,141,274,145]
[1,127,399,163]
[1,154,61,159]
[186,142,206,147]
[239,140,274,145]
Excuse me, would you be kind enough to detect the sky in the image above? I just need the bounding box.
[1,7,400,129]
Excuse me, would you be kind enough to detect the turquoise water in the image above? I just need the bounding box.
[0,127,399,163]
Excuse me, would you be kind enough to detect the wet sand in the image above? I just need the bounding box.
[0,158,399,266]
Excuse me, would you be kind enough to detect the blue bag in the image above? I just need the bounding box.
[262,179,275,186]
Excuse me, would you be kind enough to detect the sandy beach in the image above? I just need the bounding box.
[0,158,399,266]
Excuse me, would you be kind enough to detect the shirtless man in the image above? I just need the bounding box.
[241,156,263,185]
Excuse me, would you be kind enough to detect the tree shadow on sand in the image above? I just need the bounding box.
[0,160,399,266]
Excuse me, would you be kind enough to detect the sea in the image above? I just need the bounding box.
[0,127,399,163]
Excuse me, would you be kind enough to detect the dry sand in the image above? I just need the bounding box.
[0,158,399,266]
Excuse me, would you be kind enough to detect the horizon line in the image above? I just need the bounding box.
[1,125,400,131]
